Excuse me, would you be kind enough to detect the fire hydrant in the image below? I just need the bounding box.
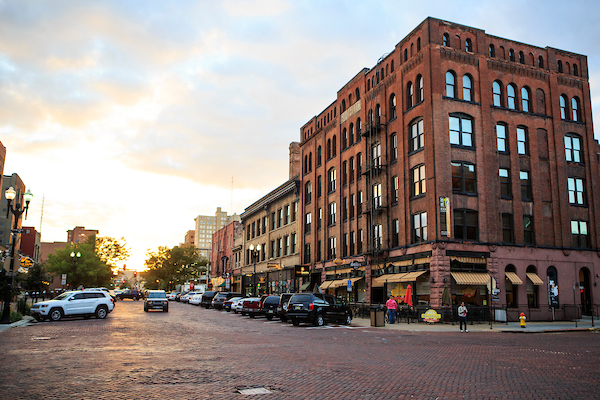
[519,312,526,328]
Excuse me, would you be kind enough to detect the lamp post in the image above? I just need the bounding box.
[249,244,261,296]
[1,187,33,324]
[69,251,81,289]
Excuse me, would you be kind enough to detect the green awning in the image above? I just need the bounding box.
[217,282,226,287]
[299,282,310,291]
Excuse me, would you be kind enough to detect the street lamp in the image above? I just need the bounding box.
[249,244,261,296]
[70,251,81,289]
[1,187,33,324]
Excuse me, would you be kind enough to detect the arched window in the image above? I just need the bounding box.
[349,94,352,105]
[560,94,568,120]
[572,96,581,122]
[317,145,322,166]
[357,118,362,136]
[509,49,515,62]
[410,43,413,57]
[389,94,397,120]
[489,44,495,57]
[445,71,456,98]
[518,51,525,64]
[367,79,371,91]
[327,139,332,159]
[304,181,312,204]
[349,123,354,146]
[332,135,337,157]
[465,38,472,52]
[521,86,531,112]
[342,128,348,149]
[526,265,539,307]
[507,84,517,110]
[504,265,518,307]
[355,87,360,101]
[381,67,384,80]
[416,75,424,103]
[417,37,421,51]
[557,60,563,73]
[462,74,473,102]
[375,71,379,84]
[443,33,449,46]
[536,88,546,115]
[375,104,381,125]
[493,81,503,107]
[304,155,308,174]
[406,81,414,108]
[308,152,312,172]
[341,99,346,112]
[404,48,408,62]
[566,62,571,74]
[328,167,337,192]
[409,118,424,152]
[538,55,544,69]
[574,64,579,76]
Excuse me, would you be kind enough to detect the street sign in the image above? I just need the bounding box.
[347,279,352,292]
[11,229,24,234]
[20,257,33,268]
[350,261,361,270]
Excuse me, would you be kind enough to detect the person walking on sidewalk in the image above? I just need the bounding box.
[386,296,398,324]
[458,302,468,332]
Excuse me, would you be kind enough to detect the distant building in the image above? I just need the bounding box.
[194,207,240,259]
[67,226,98,244]
[0,173,26,248]
[210,221,243,291]
[184,230,195,246]
[20,226,41,263]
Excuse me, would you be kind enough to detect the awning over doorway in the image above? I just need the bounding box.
[398,270,428,282]
[385,273,407,283]
[371,275,392,287]
[451,272,492,285]
[299,282,310,291]
[319,281,333,289]
[526,272,544,286]
[505,272,523,285]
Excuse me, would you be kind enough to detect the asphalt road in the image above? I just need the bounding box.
[1,300,599,399]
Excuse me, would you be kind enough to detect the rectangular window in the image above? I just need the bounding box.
[357,191,363,215]
[373,224,382,250]
[357,153,363,178]
[291,233,297,254]
[523,215,534,245]
[342,161,348,186]
[247,225,251,241]
[305,182,312,204]
[568,177,585,205]
[270,240,276,259]
[391,133,398,162]
[502,213,514,243]
[329,202,337,226]
[392,175,399,203]
[343,233,348,257]
[350,194,355,219]
[499,168,511,199]
[284,205,290,225]
[571,220,589,248]
[328,168,337,192]
[343,197,348,221]
[449,116,473,148]
[392,219,399,247]
[411,165,426,197]
[328,237,337,259]
[452,162,476,194]
[565,135,581,163]
[291,202,297,222]
[496,123,508,153]
[410,119,424,152]
[317,240,322,261]
[520,171,532,201]
[317,207,322,230]
[277,238,282,257]
[372,183,382,208]
[372,143,381,168]
[271,212,276,230]
[304,243,311,264]
[454,210,478,241]
[412,212,427,243]
[257,219,261,236]
[278,208,283,228]
[517,126,528,155]
[357,229,363,253]
[262,216,267,234]
[305,213,312,234]
[349,157,355,183]
[350,231,356,255]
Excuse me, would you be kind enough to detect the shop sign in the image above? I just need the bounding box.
[350,261,361,270]
[439,197,451,237]
[421,309,441,323]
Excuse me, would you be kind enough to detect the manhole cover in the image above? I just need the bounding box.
[238,387,272,395]
[32,337,52,340]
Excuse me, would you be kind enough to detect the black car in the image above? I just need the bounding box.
[277,293,295,322]
[212,292,243,310]
[261,295,281,320]
[144,290,168,312]
[200,291,217,308]
[286,293,352,326]
[116,289,143,301]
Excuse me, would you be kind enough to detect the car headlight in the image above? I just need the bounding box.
[40,304,48,308]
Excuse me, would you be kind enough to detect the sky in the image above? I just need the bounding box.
[1,0,600,270]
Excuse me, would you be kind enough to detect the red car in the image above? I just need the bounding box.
[241,297,261,318]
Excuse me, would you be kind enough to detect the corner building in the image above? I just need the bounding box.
[299,17,600,320]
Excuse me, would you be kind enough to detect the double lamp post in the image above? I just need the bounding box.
[249,244,261,296]
[1,187,33,324]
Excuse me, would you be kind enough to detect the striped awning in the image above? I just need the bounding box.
[451,272,492,285]
[329,279,347,288]
[319,281,333,289]
[371,275,392,287]
[398,270,428,282]
[349,277,364,285]
[527,272,544,286]
[505,272,523,285]
[450,256,487,264]
[386,273,408,283]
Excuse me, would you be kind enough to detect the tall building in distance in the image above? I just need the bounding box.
[67,226,99,244]
[299,17,599,320]
[194,207,240,259]
[183,230,195,247]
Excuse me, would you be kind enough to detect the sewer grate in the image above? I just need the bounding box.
[32,337,52,340]
[238,387,272,395]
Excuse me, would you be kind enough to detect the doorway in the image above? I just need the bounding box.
[579,268,592,315]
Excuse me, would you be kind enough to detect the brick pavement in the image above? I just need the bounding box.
[1,301,599,399]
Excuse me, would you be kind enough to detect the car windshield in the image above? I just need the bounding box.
[53,292,73,301]
[148,292,166,299]
[290,294,312,302]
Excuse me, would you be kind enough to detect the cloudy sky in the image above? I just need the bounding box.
[1,0,599,270]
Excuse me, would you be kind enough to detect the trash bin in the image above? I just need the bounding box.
[370,306,385,327]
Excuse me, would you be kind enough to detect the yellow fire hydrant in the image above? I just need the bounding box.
[519,312,526,328]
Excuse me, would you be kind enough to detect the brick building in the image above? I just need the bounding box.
[210,221,242,291]
[299,17,600,320]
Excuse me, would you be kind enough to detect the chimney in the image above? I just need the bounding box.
[289,142,301,179]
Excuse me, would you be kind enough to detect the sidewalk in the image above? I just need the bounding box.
[351,316,600,333]
[0,315,35,333]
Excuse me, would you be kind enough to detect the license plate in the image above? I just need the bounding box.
[268,310,273,314]
[294,305,302,310]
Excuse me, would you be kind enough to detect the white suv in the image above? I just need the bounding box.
[30,290,115,321]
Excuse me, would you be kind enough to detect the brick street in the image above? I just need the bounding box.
[1,301,599,400]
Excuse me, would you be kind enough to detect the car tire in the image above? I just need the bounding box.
[266,315,273,321]
[241,312,246,316]
[95,306,108,319]
[280,316,287,323]
[314,314,325,327]
[250,314,255,318]
[344,313,352,325]
[49,308,63,322]
[292,318,299,326]
[33,315,43,322]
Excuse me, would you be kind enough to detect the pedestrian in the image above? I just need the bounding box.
[385,296,397,324]
[458,301,468,332]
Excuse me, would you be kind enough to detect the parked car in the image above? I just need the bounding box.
[241,297,261,317]
[261,295,281,320]
[175,291,189,302]
[188,293,204,306]
[84,287,116,301]
[277,293,295,322]
[200,291,218,308]
[30,290,115,321]
[181,291,202,304]
[166,292,179,301]
[286,293,352,326]
[232,298,245,314]
[144,290,168,312]
[116,289,143,301]
[224,297,244,312]
[212,292,244,310]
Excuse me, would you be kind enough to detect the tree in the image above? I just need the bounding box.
[92,236,131,272]
[45,243,113,288]
[143,245,207,291]
[18,262,52,295]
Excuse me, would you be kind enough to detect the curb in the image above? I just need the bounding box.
[0,315,35,332]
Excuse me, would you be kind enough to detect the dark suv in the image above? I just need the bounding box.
[261,295,281,320]
[144,290,168,312]
[212,292,243,310]
[277,293,295,322]
[286,293,352,326]
[200,291,217,308]
[116,289,142,301]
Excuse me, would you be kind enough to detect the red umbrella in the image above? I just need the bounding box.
[405,284,413,307]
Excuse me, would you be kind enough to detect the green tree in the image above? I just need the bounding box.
[143,245,206,291]
[18,262,52,295]
[45,243,113,288]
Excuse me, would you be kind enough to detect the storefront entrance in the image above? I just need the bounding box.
[579,267,592,315]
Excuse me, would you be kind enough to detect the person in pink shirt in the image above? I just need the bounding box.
[385,296,398,324]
